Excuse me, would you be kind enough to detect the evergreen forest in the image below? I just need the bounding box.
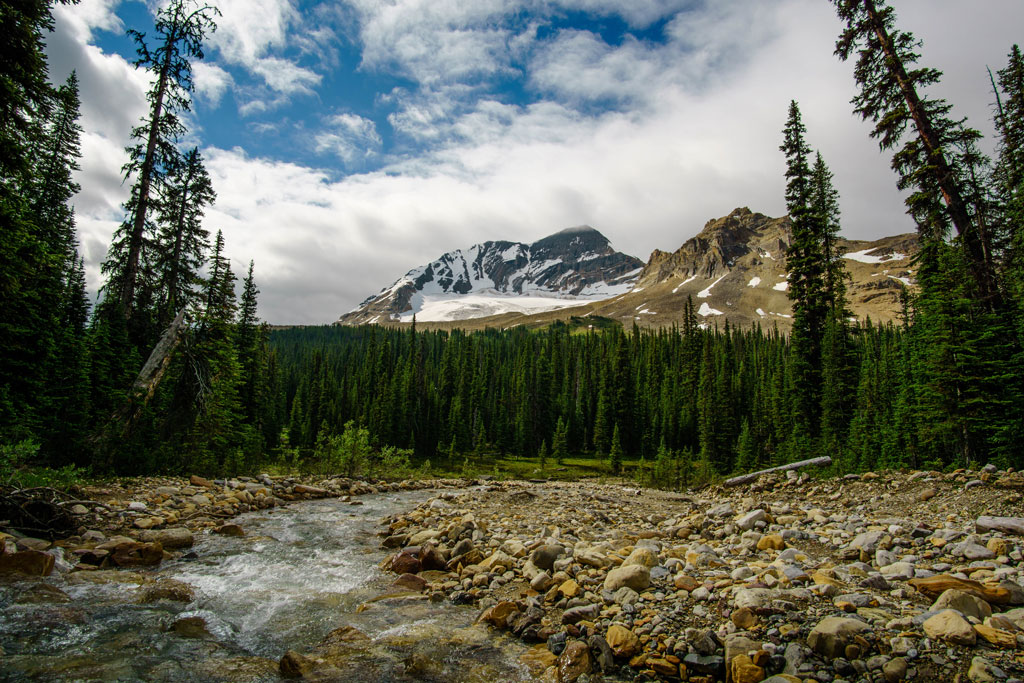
[2,0,1024,484]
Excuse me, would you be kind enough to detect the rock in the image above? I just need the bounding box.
[959,541,997,560]
[479,550,514,571]
[558,640,593,683]
[604,564,650,592]
[293,484,329,496]
[530,571,554,592]
[987,537,1011,556]
[733,587,776,610]
[623,546,659,568]
[732,606,759,630]
[976,516,1024,536]
[973,624,1017,649]
[674,574,700,591]
[70,504,89,515]
[725,634,761,669]
[587,634,614,672]
[391,573,428,592]
[923,609,977,646]
[520,645,558,677]
[279,650,315,679]
[557,578,581,598]
[882,657,908,682]
[806,616,871,659]
[0,550,55,576]
[172,615,212,638]
[932,588,992,621]
[967,655,1007,683]
[189,475,214,488]
[574,548,610,568]
[529,544,563,571]
[138,527,194,549]
[606,624,641,657]
[108,541,163,567]
[909,574,1015,605]
[561,603,600,625]
[757,534,785,551]
[649,657,681,678]
[390,547,422,575]
[737,509,767,530]
[919,488,937,501]
[850,530,887,553]
[140,578,195,603]
[731,653,766,683]
[477,600,520,629]
[214,523,245,537]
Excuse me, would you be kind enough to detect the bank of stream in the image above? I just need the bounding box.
[0,489,532,682]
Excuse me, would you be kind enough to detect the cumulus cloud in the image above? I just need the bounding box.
[192,62,233,106]
[314,113,382,165]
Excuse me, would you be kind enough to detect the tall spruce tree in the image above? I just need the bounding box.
[780,100,827,441]
[102,0,218,330]
[155,146,213,325]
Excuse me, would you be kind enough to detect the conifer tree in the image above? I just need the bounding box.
[102,0,218,326]
[780,100,827,439]
[609,424,623,475]
[552,416,568,465]
[156,147,213,324]
[832,0,1000,309]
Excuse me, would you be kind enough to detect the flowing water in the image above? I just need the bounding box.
[0,490,533,682]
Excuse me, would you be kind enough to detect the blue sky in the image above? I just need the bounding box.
[46,0,1024,323]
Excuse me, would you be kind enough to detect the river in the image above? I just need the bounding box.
[0,489,533,682]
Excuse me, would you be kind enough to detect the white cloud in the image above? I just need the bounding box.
[315,113,382,165]
[192,62,233,106]
[249,56,321,95]
[53,0,124,44]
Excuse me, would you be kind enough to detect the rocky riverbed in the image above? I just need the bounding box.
[2,467,1024,682]
[368,467,1024,683]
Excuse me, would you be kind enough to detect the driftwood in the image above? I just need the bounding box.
[0,486,85,539]
[724,456,832,487]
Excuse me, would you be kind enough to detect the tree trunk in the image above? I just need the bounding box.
[861,0,1000,309]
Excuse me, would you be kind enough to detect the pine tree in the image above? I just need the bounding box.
[780,100,827,439]
[102,0,219,326]
[552,416,568,465]
[155,147,213,324]
[537,439,548,471]
[832,0,1001,310]
[609,424,623,475]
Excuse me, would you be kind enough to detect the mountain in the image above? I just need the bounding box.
[338,208,918,331]
[339,226,645,324]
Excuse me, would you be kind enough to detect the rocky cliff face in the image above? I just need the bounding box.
[579,207,917,330]
[338,226,644,324]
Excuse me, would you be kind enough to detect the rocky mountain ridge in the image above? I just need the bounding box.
[339,208,919,331]
[339,226,644,325]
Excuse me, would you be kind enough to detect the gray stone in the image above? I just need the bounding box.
[529,544,563,571]
[604,565,650,592]
[806,616,871,659]
[849,531,886,553]
[977,516,1024,537]
[932,588,992,621]
[737,509,767,530]
[968,656,1007,683]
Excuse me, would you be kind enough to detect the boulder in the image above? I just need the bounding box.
[622,547,659,568]
[604,564,650,592]
[529,544,563,571]
[0,549,55,576]
[737,509,767,530]
[477,601,520,629]
[108,541,163,567]
[932,588,992,621]
[139,578,195,603]
[967,656,1007,683]
[806,617,871,659]
[923,609,976,646]
[214,524,245,537]
[138,527,194,549]
[606,624,640,657]
[558,640,593,683]
[976,516,1024,536]
[909,574,1015,605]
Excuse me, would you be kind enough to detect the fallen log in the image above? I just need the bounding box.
[724,456,832,488]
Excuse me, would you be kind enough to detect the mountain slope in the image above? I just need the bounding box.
[339,226,644,324]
